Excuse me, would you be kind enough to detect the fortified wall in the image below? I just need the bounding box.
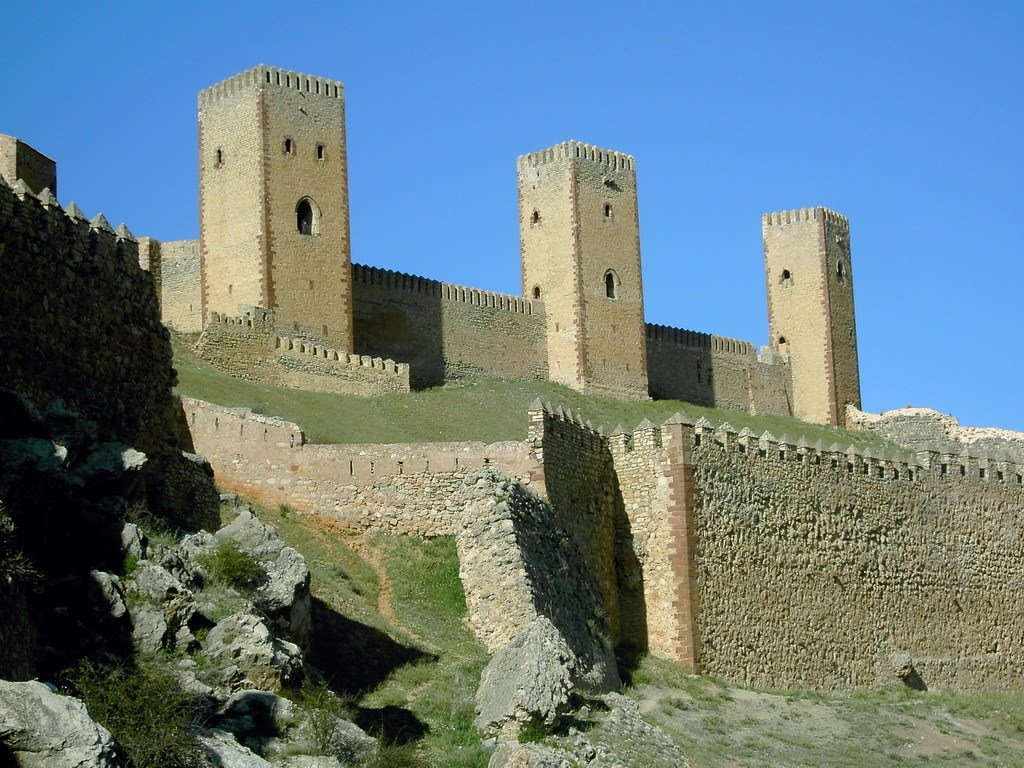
[180,396,541,536]
[532,405,1024,692]
[197,306,410,396]
[351,264,547,388]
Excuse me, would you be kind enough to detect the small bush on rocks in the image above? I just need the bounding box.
[70,658,206,768]
[198,539,265,591]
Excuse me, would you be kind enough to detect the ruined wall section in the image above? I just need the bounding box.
[645,323,792,415]
[182,397,538,535]
[197,308,409,395]
[849,406,1024,464]
[690,421,1024,691]
[0,134,57,196]
[352,264,546,388]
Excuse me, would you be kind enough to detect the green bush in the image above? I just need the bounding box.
[295,680,355,755]
[198,539,265,591]
[71,659,206,768]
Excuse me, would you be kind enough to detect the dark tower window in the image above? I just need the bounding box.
[836,260,846,283]
[781,269,791,282]
[604,203,613,218]
[215,148,224,167]
[531,210,541,225]
[778,336,787,346]
[533,285,541,299]
[296,198,320,235]
[317,144,325,160]
[284,138,294,155]
[604,270,619,299]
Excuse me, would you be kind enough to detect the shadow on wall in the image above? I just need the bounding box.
[352,274,446,389]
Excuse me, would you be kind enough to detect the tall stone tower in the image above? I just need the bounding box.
[0,134,57,196]
[198,65,352,347]
[763,207,861,426]
[518,141,648,400]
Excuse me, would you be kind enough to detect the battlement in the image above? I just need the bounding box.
[198,64,345,108]
[762,206,849,227]
[275,335,410,377]
[352,263,538,315]
[0,176,139,261]
[527,400,1024,488]
[645,323,756,358]
[516,140,635,172]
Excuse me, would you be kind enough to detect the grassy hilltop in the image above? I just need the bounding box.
[171,332,896,452]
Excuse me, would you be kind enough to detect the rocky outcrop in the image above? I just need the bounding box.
[0,680,121,767]
[488,743,574,768]
[216,506,313,649]
[206,612,304,692]
[475,617,578,736]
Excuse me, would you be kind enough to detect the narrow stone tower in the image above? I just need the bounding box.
[518,141,648,400]
[198,65,352,347]
[763,207,861,426]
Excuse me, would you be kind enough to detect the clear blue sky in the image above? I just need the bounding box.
[3,2,1022,430]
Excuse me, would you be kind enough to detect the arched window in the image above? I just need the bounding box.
[781,268,791,282]
[532,285,541,299]
[604,270,619,299]
[296,197,320,235]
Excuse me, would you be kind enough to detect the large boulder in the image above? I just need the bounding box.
[205,612,303,692]
[197,728,274,768]
[0,680,121,767]
[475,617,578,736]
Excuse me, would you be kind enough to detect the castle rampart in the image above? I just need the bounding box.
[528,402,1024,691]
[181,396,540,537]
[197,307,410,395]
[352,263,548,388]
[645,322,791,414]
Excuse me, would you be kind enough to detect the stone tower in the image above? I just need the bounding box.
[763,207,861,426]
[518,141,649,400]
[198,65,352,347]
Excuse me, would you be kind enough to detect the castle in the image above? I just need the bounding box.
[120,65,858,426]
[4,65,1022,695]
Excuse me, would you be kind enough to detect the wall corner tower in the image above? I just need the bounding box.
[763,207,861,426]
[198,65,352,349]
[518,141,648,400]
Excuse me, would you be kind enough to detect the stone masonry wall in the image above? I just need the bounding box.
[159,239,203,332]
[526,406,624,643]
[0,179,176,456]
[646,323,792,415]
[197,307,410,395]
[532,401,1024,691]
[181,397,539,536]
[352,264,547,389]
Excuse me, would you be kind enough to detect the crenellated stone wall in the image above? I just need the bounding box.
[352,264,547,389]
[529,404,1024,691]
[645,323,792,414]
[196,307,410,395]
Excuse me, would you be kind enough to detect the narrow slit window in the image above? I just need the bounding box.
[604,203,613,218]
[604,270,619,299]
[317,144,325,160]
[284,138,294,155]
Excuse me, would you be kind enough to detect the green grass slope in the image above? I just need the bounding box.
[172,332,897,452]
